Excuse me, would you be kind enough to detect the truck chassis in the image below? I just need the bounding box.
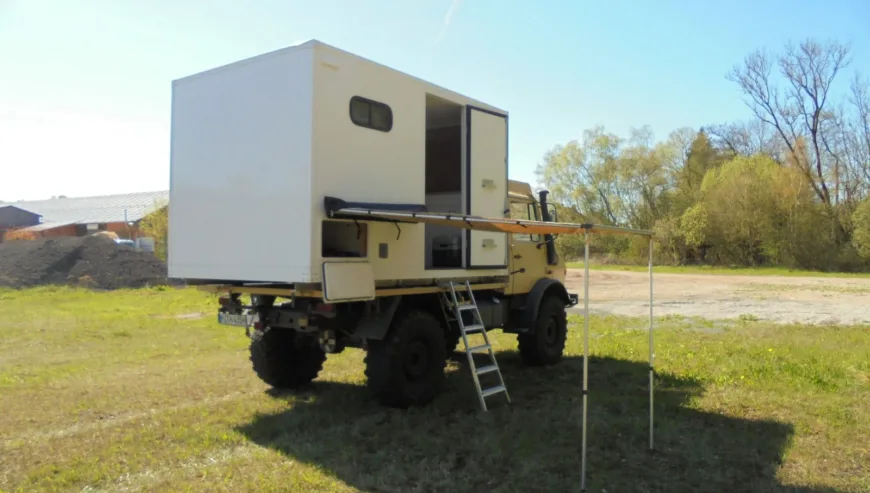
[212,279,578,408]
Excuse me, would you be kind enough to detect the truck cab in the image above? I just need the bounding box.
[505,180,568,296]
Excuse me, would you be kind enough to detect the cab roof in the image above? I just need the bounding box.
[508,180,536,204]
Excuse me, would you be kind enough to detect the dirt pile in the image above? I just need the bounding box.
[0,235,180,290]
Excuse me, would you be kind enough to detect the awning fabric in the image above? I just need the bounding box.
[324,197,654,237]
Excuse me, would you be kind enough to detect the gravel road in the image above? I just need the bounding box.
[564,270,870,325]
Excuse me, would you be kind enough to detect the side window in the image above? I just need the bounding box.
[509,203,541,243]
[349,96,393,132]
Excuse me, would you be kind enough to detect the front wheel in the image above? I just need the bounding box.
[518,296,567,366]
[364,309,447,408]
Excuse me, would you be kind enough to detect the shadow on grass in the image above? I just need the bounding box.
[237,351,838,493]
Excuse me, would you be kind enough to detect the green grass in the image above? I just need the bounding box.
[1,287,868,492]
[566,261,870,278]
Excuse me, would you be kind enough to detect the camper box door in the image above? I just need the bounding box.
[465,106,508,268]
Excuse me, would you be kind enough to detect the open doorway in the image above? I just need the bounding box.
[424,93,463,269]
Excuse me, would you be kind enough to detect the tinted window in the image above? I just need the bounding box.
[509,203,541,242]
[349,96,392,132]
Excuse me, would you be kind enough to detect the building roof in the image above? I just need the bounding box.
[3,191,168,225]
[0,205,42,219]
[20,221,77,233]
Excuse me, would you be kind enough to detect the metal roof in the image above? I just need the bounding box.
[4,191,168,225]
[0,205,41,218]
[20,221,77,232]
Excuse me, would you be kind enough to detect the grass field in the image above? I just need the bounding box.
[566,261,870,278]
[1,287,868,492]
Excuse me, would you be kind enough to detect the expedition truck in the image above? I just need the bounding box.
[167,40,582,410]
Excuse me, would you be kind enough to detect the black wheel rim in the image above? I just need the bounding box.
[543,318,559,346]
[403,339,430,380]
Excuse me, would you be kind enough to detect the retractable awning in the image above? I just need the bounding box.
[323,197,654,237]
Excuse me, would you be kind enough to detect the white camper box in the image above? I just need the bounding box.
[168,40,510,297]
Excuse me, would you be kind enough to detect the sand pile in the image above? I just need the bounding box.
[0,235,179,290]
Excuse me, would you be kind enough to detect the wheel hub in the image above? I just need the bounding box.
[403,339,430,379]
[543,318,558,346]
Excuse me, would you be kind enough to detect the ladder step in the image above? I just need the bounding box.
[468,344,491,352]
[476,364,499,375]
[458,305,477,311]
[481,385,506,398]
[464,324,485,333]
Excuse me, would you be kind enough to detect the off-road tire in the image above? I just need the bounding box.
[445,325,461,353]
[364,309,447,408]
[518,295,567,366]
[249,328,326,389]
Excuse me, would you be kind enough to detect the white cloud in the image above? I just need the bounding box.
[434,0,463,46]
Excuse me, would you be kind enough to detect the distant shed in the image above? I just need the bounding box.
[0,206,42,241]
[0,205,41,229]
[1,191,168,240]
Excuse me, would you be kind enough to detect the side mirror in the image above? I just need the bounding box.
[547,203,558,222]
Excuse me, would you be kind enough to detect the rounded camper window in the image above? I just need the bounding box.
[349,96,393,132]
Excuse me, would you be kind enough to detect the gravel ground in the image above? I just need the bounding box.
[564,269,870,325]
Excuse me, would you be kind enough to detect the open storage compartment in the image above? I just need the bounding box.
[322,220,367,258]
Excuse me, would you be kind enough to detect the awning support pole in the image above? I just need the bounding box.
[648,236,655,451]
[580,230,590,491]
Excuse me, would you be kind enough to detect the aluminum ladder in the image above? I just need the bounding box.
[441,280,511,411]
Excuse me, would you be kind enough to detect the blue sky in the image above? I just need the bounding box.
[1,0,868,201]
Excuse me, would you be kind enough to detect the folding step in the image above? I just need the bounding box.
[439,280,511,412]
[481,385,506,398]
[476,365,499,375]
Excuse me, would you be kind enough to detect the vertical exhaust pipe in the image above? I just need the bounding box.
[538,190,558,266]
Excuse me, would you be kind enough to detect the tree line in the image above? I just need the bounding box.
[535,38,870,271]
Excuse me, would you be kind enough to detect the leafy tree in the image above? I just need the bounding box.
[531,36,869,271]
[138,201,168,260]
[695,154,831,268]
[671,130,727,211]
[852,198,870,259]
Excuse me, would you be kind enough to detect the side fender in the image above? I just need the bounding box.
[522,278,573,329]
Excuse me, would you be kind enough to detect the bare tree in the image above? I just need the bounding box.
[727,39,852,210]
[847,74,870,190]
[707,119,785,160]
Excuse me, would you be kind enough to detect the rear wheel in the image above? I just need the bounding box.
[249,328,326,389]
[445,325,461,353]
[365,310,447,408]
[518,296,567,366]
